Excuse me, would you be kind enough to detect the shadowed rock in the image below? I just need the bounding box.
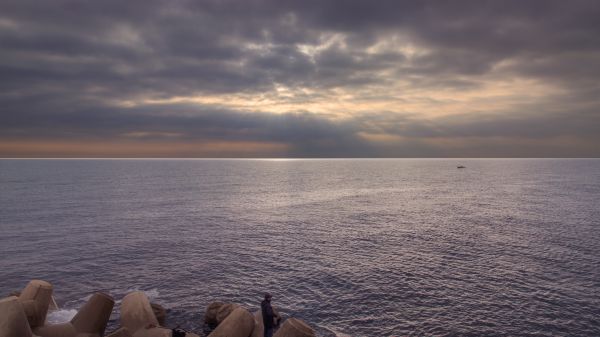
[150,303,166,326]
[215,303,240,324]
[106,327,133,337]
[204,302,225,325]
[208,307,254,337]
[129,327,200,337]
[19,280,53,328]
[128,327,170,337]
[0,296,33,337]
[273,318,314,337]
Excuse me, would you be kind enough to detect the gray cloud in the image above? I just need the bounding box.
[0,97,374,157]
[0,0,599,156]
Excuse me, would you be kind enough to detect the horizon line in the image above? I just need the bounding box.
[1,157,599,160]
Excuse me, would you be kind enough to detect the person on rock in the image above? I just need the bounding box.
[261,293,280,337]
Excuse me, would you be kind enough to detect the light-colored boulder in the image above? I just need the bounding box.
[215,303,240,325]
[208,307,254,337]
[19,280,53,328]
[33,292,114,337]
[0,296,33,337]
[150,303,166,326]
[204,301,225,325]
[273,318,314,337]
[121,292,159,334]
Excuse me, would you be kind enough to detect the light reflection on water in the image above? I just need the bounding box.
[1,159,599,336]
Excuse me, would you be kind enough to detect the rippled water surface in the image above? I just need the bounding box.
[1,159,600,336]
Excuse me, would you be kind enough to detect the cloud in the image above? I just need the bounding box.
[0,0,599,157]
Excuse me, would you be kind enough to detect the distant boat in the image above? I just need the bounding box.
[457,165,466,169]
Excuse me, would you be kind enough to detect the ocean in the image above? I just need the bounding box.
[1,159,599,336]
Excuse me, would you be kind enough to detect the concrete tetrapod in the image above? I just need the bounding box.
[130,327,200,337]
[120,292,159,334]
[204,302,225,325]
[208,307,254,337]
[106,327,133,337]
[129,327,170,337]
[250,310,263,337]
[9,290,59,312]
[273,318,315,337]
[0,296,33,337]
[120,292,200,337]
[215,303,241,325]
[19,280,53,328]
[150,303,166,326]
[71,292,114,336]
[33,292,115,337]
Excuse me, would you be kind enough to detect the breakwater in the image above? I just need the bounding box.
[1,280,316,337]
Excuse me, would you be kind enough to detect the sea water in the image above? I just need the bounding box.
[1,159,599,336]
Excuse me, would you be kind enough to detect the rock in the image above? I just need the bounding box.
[129,327,170,337]
[150,303,166,326]
[208,307,254,337]
[121,291,159,334]
[34,323,77,337]
[183,331,202,337]
[215,303,240,324]
[204,301,225,325]
[18,279,53,328]
[130,327,201,337]
[250,310,263,337]
[71,292,114,335]
[273,318,314,337]
[10,288,59,311]
[106,327,133,337]
[34,292,115,337]
[0,296,33,337]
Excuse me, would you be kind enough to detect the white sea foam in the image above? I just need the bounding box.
[143,288,160,300]
[124,287,161,300]
[46,309,78,324]
[322,326,352,337]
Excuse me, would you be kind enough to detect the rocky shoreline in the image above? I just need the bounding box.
[0,280,316,337]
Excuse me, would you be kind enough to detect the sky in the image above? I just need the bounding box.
[1,0,599,158]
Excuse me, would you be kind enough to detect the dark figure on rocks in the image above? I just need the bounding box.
[261,293,280,337]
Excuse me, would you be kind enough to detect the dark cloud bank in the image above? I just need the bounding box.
[1,0,599,157]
